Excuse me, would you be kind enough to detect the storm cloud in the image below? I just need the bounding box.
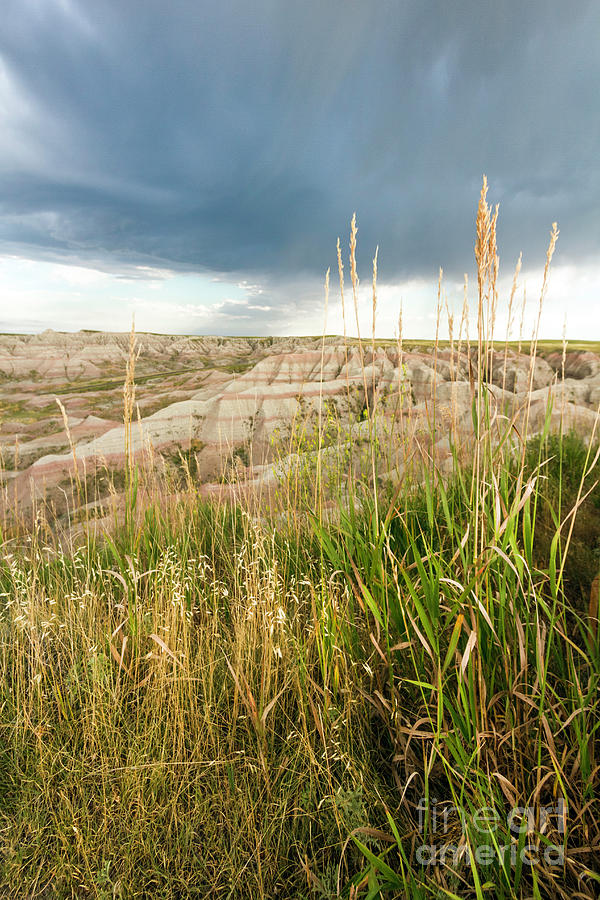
[0,0,599,332]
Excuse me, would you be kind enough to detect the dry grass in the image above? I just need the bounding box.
[0,180,599,899]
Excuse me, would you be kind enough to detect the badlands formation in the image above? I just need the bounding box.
[1,329,599,519]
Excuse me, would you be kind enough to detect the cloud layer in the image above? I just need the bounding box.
[0,0,598,333]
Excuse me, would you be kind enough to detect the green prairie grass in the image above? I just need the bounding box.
[0,180,599,898]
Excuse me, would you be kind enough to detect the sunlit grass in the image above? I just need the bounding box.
[0,180,599,898]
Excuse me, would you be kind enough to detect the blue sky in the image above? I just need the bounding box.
[1,0,599,338]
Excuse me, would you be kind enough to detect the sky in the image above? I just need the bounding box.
[0,0,599,339]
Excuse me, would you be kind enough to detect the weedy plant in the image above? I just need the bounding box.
[0,180,598,899]
[310,180,600,899]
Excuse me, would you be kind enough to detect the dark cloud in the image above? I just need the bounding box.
[0,0,599,290]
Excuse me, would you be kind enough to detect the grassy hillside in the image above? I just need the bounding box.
[0,183,599,898]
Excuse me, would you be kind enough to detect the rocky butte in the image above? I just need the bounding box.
[1,330,599,524]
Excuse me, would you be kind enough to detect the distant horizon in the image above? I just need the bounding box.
[2,325,598,349]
